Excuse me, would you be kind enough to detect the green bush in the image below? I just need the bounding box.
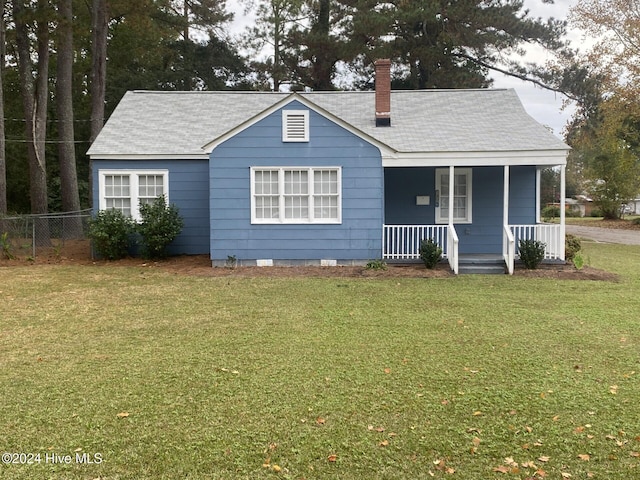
[365,259,387,270]
[518,239,546,269]
[137,195,184,259]
[541,205,560,221]
[632,217,640,225]
[419,238,443,269]
[565,234,582,261]
[88,209,135,260]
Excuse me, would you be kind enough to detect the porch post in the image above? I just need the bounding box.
[503,165,510,227]
[536,168,542,223]
[448,165,454,226]
[560,164,566,260]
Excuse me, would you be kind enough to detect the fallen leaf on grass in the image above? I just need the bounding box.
[379,440,389,447]
[609,385,618,394]
[578,454,590,461]
[536,469,547,477]
[384,368,391,374]
[492,465,509,473]
[116,412,129,418]
[630,452,640,458]
[316,417,325,425]
[327,454,337,462]
[561,473,572,478]
[537,456,550,462]
[472,411,483,416]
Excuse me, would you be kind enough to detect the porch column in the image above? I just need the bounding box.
[503,165,510,227]
[560,164,566,260]
[448,165,454,226]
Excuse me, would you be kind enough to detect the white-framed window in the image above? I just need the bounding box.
[99,170,169,220]
[251,167,341,224]
[282,110,309,142]
[435,168,472,224]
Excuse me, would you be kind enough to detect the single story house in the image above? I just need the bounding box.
[87,60,570,274]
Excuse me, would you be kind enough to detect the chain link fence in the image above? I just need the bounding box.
[1,210,92,260]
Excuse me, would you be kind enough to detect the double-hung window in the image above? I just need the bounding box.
[99,170,168,220]
[251,167,341,224]
[435,168,472,223]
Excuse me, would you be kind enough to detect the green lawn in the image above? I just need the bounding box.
[1,242,639,479]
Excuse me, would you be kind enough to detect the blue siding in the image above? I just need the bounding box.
[508,166,537,224]
[385,166,538,254]
[210,101,384,263]
[92,159,210,255]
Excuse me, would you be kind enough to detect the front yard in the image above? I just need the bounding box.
[1,241,639,479]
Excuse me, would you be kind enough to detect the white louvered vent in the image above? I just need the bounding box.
[282,110,309,142]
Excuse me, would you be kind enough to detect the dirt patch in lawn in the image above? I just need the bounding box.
[0,239,618,281]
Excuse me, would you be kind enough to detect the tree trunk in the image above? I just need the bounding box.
[57,0,82,235]
[13,0,50,245]
[14,0,50,216]
[90,0,108,143]
[0,2,6,215]
[89,0,108,208]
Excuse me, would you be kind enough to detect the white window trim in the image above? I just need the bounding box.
[250,167,342,224]
[98,169,169,221]
[282,110,309,142]
[435,168,472,224]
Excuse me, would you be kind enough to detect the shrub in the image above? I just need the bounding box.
[88,209,135,260]
[632,217,640,225]
[541,205,560,221]
[137,195,184,259]
[419,238,443,269]
[573,252,584,270]
[565,234,582,262]
[518,239,546,269]
[365,259,387,270]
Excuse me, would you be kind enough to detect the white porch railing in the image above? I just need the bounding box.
[503,224,515,275]
[509,224,564,260]
[382,224,449,260]
[447,224,459,275]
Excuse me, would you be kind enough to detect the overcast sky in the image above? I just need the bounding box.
[230,0,591,139]
[492,0,586,138]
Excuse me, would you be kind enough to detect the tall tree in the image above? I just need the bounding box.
[345,0,570,90]
[286,0,350,90]
[570,0,640,100]
[0,1,6,215]
[564,0,640,218]
[90,0,108,143]
[56,0,81,219]
[242,0,304,91]
[13,0,51,216]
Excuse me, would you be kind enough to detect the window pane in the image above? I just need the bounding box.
[255,170,278,195]
[138,175,164,198]
[255,196,279,219]
[285,195,309,219]
[314,195,338,219]
[284,170,308,195]
[314,170,337,194]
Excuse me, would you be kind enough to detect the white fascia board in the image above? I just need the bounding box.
[382,149,569,167]
[89,154,208,160]
[201,93,396,158]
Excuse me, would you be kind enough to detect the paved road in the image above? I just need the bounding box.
[566,225,640,245]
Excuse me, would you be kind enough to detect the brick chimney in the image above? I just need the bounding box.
[375,59,391,127]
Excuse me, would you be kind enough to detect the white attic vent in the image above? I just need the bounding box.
[282,110,309,142]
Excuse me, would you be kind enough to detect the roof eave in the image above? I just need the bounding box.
[383,149,570,167]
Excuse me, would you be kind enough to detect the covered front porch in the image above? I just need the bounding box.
[381,164,566,274]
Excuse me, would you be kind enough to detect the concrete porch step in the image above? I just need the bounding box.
[458,255,506,275]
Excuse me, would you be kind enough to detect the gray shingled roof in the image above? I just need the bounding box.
[87,89,568,157]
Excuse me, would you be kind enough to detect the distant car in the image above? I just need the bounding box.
[621,204,633,214]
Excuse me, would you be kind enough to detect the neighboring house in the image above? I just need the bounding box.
[87,60,570,274]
